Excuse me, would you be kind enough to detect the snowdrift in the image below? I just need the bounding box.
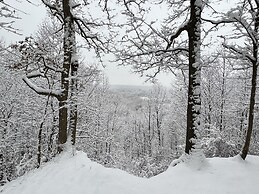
[1,151,259,194]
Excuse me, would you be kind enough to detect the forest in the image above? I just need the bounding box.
[0,0,259,192]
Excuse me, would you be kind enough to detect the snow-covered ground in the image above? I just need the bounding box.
[1,151,259,194]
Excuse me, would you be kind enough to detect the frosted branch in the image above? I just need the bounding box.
[22,72,63,99]
[202,14,257,44]
[223,43,255,63]
[44,63,63,73]
[166,22,189,50]
[26,71,45,79]
[41,0,63,21]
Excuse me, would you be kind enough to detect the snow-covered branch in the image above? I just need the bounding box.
[166,22,189,50]
[22,72,63,99]
[41,0,63,22]
[44,63,63,73]
[25,71,45,79]
[223,43,255,63]
[202,11,257,44]
[74,19,102,45]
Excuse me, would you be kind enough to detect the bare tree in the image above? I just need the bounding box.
[117,0,203,154]
[204,0,259,160]
[41,0,112,151]
[11,0,113,152]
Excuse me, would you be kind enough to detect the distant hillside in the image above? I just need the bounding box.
[110,84,152,92]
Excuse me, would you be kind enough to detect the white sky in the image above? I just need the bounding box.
[0,1,173,87]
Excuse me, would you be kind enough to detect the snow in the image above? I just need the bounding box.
[1,151,259,194]
[140,96,150,100]
[22,76,63,97]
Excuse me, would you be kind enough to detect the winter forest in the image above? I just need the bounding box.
[0,0,259,194]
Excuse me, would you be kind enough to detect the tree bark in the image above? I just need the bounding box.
[185,0,202,154]
[57,0,74,152]
[69,26,78,146]
[70,59,78,146]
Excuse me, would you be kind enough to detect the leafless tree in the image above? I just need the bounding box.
[203,0,259,160]
[14,0,113,152]
[117,0,204,154]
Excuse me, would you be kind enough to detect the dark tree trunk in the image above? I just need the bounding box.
[240,62,257,159]
[37,121,43,168]
[69,32,78,146]
[240,6,259,160]
[58,100,68,152]
[185,0,202,154]
[57,0,74,152]
[156,109,162,147]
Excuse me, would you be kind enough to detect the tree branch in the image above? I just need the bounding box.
[223,43,255,63]
[202,13,256,44]
[166,22,189,50]
[22,72,63,99]
[41,0,64,21]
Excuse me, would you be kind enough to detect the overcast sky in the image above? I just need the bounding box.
[0,1,173,87]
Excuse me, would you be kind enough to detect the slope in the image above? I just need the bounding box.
[1,151,259,194]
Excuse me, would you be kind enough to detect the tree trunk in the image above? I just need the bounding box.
[185,0,202,154]
[69,28,78,146]
[58,100,68,152]
[48,99,56,157]
[58,0,74,152]
[37,121,43,167]
[240,7,259,160]
[156,109,162,147]
[219,55,226,132]
[240,62,257,160]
